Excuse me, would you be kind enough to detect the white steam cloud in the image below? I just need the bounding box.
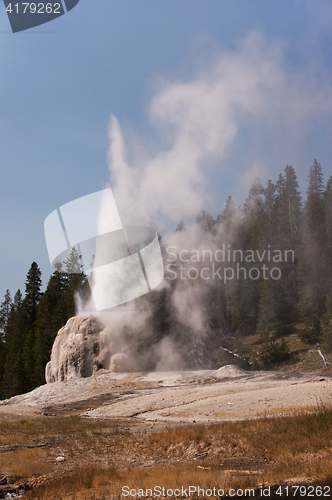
[107,30,331,226]
[78,30,332,372]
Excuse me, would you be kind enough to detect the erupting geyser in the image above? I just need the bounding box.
[45,315,137,383]
[44,187,165,381]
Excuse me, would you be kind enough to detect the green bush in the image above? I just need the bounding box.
[275,324,295,337]
[298,328,319,345]
[260,337,291,366]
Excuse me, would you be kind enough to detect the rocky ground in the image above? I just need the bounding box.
[1,365,331,422]
[1,365,332,499]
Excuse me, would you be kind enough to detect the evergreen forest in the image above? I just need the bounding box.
[0,160,331,399]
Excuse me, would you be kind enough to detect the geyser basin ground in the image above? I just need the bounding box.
[0,365,331,422]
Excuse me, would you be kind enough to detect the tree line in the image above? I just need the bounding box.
[0,251,88,398]
[0,160,331,397]
[158,160,332,367]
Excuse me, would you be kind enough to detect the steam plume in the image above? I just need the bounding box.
[78,30,332,371]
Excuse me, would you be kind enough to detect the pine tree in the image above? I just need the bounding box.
[324,176,332,299]
[251,180,280,334]
[219,197,242,331]
[24,262,42,322]
[22,262,42,391]
[3,290,25,397]
[322,296,332,352]
[32,265,66,387]
[175,219,186,232]
[233,178,266,334]
[0,290,12,341]
[243,177,265,235]
[298,160,326,338]
[257,282,278,334]
[273,166,302,325]
[263,180,277,241]
[325,176,332,244]
[221,196,242,242]
[306,160,325,238]
[62,247,88,319]
[48,263,68,333]
[274,166,302,245]
[196,210,218,234]
[282,165,302,245]
[0,291,12,396]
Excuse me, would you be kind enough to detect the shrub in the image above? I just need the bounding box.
[275,324,295,337]
[298,327,319,345]
[260,337,291,366]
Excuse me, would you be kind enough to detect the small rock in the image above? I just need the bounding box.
[56,456,66,462]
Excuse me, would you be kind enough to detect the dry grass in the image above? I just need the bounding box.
[1,403,332,499]
[0,447,52,476]
[25,463,332,500]
[0,415,112,439]
[24,464,260,500]
[143,404,332,460]
[25,465,120,500]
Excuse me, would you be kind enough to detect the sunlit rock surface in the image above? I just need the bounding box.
[45,316,104,383]
[46,315,141,383]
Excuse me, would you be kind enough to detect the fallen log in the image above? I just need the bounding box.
[317,348,331,368]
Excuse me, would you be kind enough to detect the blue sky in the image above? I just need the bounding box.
[1,0,332,301]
